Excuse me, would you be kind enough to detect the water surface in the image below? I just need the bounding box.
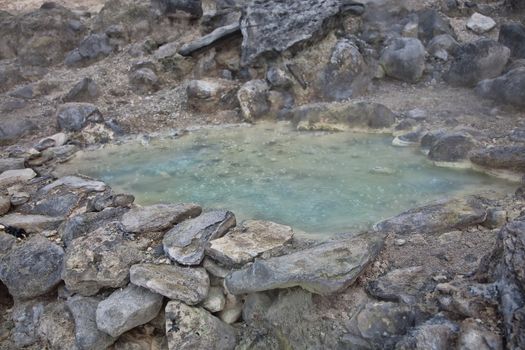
[58,123,515,234]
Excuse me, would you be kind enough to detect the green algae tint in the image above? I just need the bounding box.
[58,123,515,235]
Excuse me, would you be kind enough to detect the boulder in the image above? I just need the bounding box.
[0,213,64,233]
[498,22,525,59]
[121,203,201,233]
[373,197,486,235]
[56,103,103,132]
[380,37,426,83]
[427,133,475,163]
[165,301,237,350]
[466,13,496,34]
[186,79,239,113]
[237,80,270,122]
[163,210,235,265]
[0,168,36,188]
[0,118,36,145]
[444,39,510,87]
[96,284,163,338]
[202,286,226,313]
[427,34,459,61]
[62,225,143,296]
[67,295,117,350]
[130,263,209,304]
[470,145,525,172]
[475,67,525,108]
[65,33,114,67]
[37,300,78,350]
[416,8,455,44]
[0,235,64,299]
[11,298,46,347]
[63,77,100,103]
[206,220,294,267]
[225,232,384,295]
[0,158,25,173]
[129,68,159,94]
[395,315,459,350]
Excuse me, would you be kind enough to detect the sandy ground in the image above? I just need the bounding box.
[0,0,105,13]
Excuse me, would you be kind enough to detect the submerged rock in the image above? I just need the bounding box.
[380,37,426,83]
[374,197,486,235]
[206,220,294,267]
[475,68,525,108]
[163,210,235,265]
[165,301,237,350]
[130,263,209,305]
[96,284,163,338]
[121,203,201,233]
[225,232,384,295]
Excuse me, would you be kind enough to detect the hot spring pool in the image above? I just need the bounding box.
[57,123,515,234]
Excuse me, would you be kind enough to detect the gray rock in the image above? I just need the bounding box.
[457,319,502,350]
[40,176,107,193]
[0,158,25,173]
[237,80,270,122]
[499,22,525,59]
[186,79,239,113]
[240,0,341,66]
[380,37,426,83]
[202,286,226,313]
[163,210,235,265]
[475,67,525,108]
[0,213,64,233]
[225,232,384,295]
[417,8,455,44]
[0,195,10,215]
[202,257,231,278]
[367,266,433,304]
[9,85,34,100]
[129,68,159,94]
[242,293,272,326]
[0,118,36,145]
[67,295,117,350]
[467,13,496,34]
[445,39,510,87]
[121,203,202,233]
[0,235,64,299]
[428,133,475,162]
[217,293,242,324]
[37,300,78,350]
[206,220,294,267]
[165,301,237,350]
[62,225,143,296]
[56,103,103,132]
[374,197,486,235]
[427,34,459,60]
[154,0,203,18]
[266,66,293,88]
[65,33,114,67]
[179,23,240,56]
[470,145,525,172]
[96,284,163,338]
[0,168,36,188]
[59,208,128,245]
[130,263,209,304]
[395,315,459,350]
[63,77,100,103]
[11,298,46,347]
[34,132,68,151]
[0,232,16,256]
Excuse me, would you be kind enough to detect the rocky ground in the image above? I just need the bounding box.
[1,0,525,349]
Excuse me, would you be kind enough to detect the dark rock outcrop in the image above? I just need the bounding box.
[475,68,525,108]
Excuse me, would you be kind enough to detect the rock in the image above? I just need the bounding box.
[237,80,270,122]
[475,67,525,108]
[56,103,103,132]
[129,68,159,94]
[242,293,272,326]
[62,225,143,296]
[395,315,459,350]
[34,132,68,151]
[63,77,100,103]
[59,207,128,245]
[163,210,235,265]
[186,79,239,113]
[366,266,432,304]
[0,213,64,233]
[0,118,37,145]
[155,0,203,18]
[202,286,226,313]
[0,235,64,299]
[179,23,241,56]
[165,301,237,350]
[225,232,384,295]
[67,295,117,350]
[444,39,510,87]
[206,220,293,267]
[470,145,525,172]
[457,319,503,350]
[427,34,459,60]
[293,101,396,131]
[121,203,202,233]
[417,8,455,44]
[240,0,342,66]
[467,13,496,34]
[37,300,78,350]
[380,37,426,83]
[499,22,525,59]
[130,263,209,304]
[217,293,243,324]
[0,232,15,256]
[0,168,36,188]
[483,208,507,229]
[0,195,10,216]
[65,33,114,67]
[40,176,107,193]
[266,66,293,88]
[11,298,46,347]
[202,257,231,278]
[374,197,486,235]
[9,85,34,100]
[96,284,163,338]
[436,280,499,319]
[0,158,25,173]
[428,133,475,163]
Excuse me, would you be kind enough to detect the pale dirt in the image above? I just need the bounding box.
[0,0,105,14]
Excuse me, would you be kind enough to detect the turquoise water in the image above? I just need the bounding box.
[59,123,515,234]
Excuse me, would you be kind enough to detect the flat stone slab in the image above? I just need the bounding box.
[39,176,106,194]
[373,197,487,235]
[0,168,36,188]
[225,232,385,295]
[130,263,209,305]
[163,210,236,265]
[206,220,294,267]
[96,284,163,338]
[165,301,237,350]
[179,23,240,56]
[121,203,202,233]
[0,213,64,233]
